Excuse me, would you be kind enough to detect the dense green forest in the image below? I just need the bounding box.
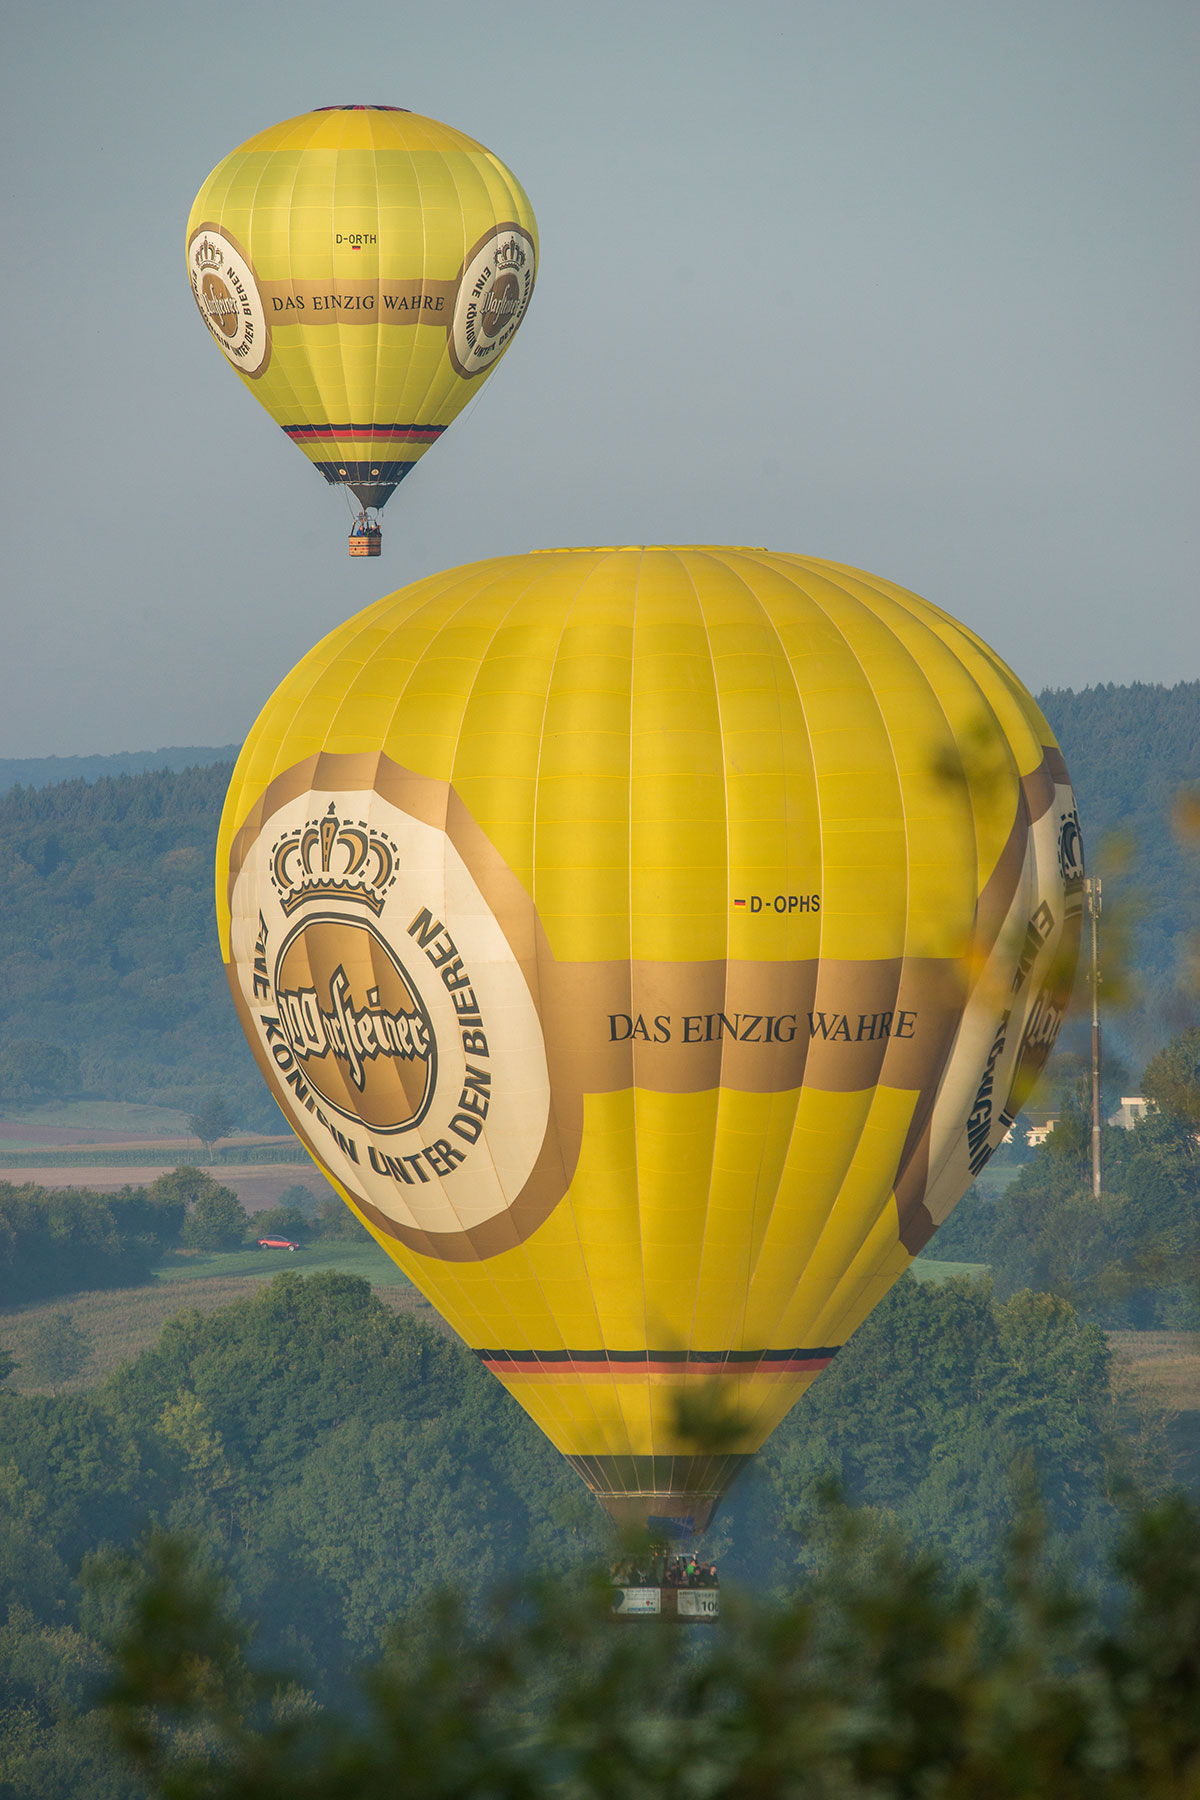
[0,747,237,797]
[0,763,270,1123]
[0,1170,367,1307]
[0,1261,1184,1795]
[0,682,1197,1123]
[5,1081,1200,1789]
[88,1492,1200,1798]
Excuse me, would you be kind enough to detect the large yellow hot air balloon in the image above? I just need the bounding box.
[217,548,1083,1534]
[186,106,537,554]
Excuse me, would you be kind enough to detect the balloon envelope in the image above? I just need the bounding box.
[217,548,1083,1531]
[186,106,537,514]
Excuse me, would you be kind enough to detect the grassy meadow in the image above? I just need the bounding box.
[909,1257,988,1284]
[1,1269,446,1396]
[154,1240,410,1285]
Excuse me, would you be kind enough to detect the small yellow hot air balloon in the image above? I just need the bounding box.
[186,106,537,555]
[217,548,1082,1536]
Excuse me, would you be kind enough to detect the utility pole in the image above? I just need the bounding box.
[1085,876,1102,1198]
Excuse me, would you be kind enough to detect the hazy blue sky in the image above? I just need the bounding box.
[1,0,1194,757]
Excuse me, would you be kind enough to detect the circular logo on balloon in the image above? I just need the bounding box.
[187,224,271,377]
[226,774,563,1255]
[449,224,536,378]
[272,914,438,1133]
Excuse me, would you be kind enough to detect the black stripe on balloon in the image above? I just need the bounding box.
[314,104,410,112]
[475,1347,839,1367]
[310,460,417,486]
[284,424,445,440]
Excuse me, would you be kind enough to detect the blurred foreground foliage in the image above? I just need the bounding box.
[0,1265,1190,1796]
[38,1492,1200,1798]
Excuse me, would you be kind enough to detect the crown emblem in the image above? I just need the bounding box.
[270,804,398,916]
[194,236,224,272]
[493,235,526,272]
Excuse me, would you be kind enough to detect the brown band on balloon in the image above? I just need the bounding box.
[486,1361,831,1386]
[228,755,968,1099]
[533,955,967,1098]
[225,749,1062,1264]
[972,785,1032,967]
[1021,757,1057,827]
[1041,744,1070,789]
[257,276,457,316]
[971,750,1060,966]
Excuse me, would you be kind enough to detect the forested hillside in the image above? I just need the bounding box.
[0,683,1196,1118]
[0,1263,1176,1792]
[0,764,265,1120]
[0,746,237,795]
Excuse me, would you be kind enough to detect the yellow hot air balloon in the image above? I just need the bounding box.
[217,548,1083,1535]
[186,106,537,555]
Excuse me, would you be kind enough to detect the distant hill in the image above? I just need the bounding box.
[0,760,270,1122]
[0,746,239,794]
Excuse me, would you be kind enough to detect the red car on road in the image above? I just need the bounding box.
[256,1237,300,1251]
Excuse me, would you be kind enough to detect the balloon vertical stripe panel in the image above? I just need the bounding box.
[218,548,1082,1531]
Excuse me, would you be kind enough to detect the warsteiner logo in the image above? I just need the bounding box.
[270,803,398,916]
[271,913,437,1130]
[228,781,554,1251]
[450,224,536,378]
[187,224,271,377]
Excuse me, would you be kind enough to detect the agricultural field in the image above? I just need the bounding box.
[0,1098,192,1144]
[909,1257,988,1284]
[1108,1329,1200,1414]
[155,1241,410,1285]
[0,1259,445,1396]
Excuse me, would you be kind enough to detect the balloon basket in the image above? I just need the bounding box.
[349,532,381,558]
[610,1583,720,1623]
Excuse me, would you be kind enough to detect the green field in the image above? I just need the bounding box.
[157,1241,411,1286]
[0,1273,443,1396]
[910,1258,989,1284]
[0,1099,190,1136]
[971,1159,1026,1201]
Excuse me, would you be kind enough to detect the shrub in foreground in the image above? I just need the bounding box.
[94,1496,1200,1799]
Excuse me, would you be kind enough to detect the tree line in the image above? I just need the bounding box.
[936,1029,1200,1332]
[0,761,268,1123]
[0,1172,367,1306]
[0,1264,1192,1797]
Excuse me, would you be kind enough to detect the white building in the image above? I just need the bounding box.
[1108,1096,1153,1130]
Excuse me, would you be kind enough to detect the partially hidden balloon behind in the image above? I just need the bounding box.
[216,548,1083,1533]
[186,105,537,537]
